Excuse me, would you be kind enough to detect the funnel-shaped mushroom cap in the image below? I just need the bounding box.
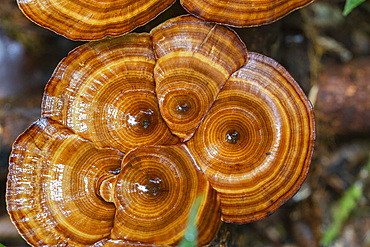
[181,0,315,27]
[105,145,220,245]
[150,15,247,141]
[7,15,316,245]
[187,52,315,223]
[42,33,179,153]
[7,117,124,246]
[17,0,175,40]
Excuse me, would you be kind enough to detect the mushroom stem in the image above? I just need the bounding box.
[96,174,117,203]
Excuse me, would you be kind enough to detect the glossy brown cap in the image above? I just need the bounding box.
[181,0,315,27]
[108,145,221,245]
[187,52,315,223]
[151,15,247,141]
[42,33,179,154]
[8,15,315,245]
[17,0,176,40]
[6,117,123,246]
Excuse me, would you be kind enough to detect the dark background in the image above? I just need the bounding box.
[0,0,369,246]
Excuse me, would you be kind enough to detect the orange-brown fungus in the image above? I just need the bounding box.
[187,52,315,223]
[17,0,176,40]
[17,0,315,40]
[7,118,123,246]
[7,15,315,246]
[151,15,247,140]
[109,145,220,245]
[181,0,315,27]
[42,33,179,153]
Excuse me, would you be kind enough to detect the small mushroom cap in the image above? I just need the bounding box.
[187,52,315,223]
[6,117,124,246]
[42,33,179,153]
[17,0,175,40]
[109,145,221,245]
[181,0,315,27]
[150,15,247,140]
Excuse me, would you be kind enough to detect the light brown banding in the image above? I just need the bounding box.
[151,15,247,140]
[110,145,221,245]
[42,33,179,153]
[187,52,315,223]
[17,0,176,40]
[6,117,123,246]
[181,0,315,27]
[7,16,315,244]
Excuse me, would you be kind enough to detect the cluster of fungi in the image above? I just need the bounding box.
[17,0,315,40]
[8,0,315,246]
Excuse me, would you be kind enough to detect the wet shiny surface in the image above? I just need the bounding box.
[181,0,315,27]
[109,145,221,245]
[151,16,247,140]
[42,33,179,153]
[7,118,123,246]
[187,52,315,223]
[16,0,314,41]
[7,15,315,246]
[17,0,176,40]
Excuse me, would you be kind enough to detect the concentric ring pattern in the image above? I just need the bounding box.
[181,0,315,27]
[42,33,179,153]
[17,0,176,40]
[151,15,247,140]
[7,118,123,246]
[7,15,315,246]
[17,0,315,40]
[110,145,220,245]
[187,52,315,223]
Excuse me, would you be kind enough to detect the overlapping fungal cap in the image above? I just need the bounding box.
[17,0,175,40]
[7,118,220,246]
[181,0,315,27]
[7,118,123,246]
[17,0,315,40]
[101,145,220,245]
[187,52,315,223]
[42,33,179,153]
[7,15,315,246]
[150,15,247,140]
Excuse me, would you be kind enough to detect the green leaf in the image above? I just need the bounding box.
[343,0,366,15]
[0,243,6,247]
[321,183,362,246]
[321,153,370,246]
[179,195,204,247]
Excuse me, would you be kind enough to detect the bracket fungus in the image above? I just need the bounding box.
[106,145,220,245]
[7,118,123,246]
[17,0,315,40]
[150,16,247,140]
[42,33,179,153]
[16,0,176,40]
[7,15,315,246]
[187,52,315,223]
[181,0,315,28]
